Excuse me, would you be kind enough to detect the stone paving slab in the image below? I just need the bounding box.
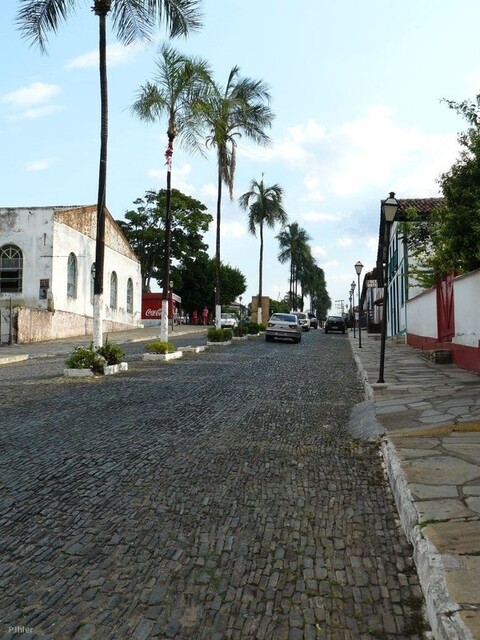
[349,332,480,640]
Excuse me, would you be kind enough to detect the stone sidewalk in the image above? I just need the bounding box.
[348,331,480,640]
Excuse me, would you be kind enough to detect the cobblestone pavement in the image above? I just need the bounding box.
[0,331,429,640]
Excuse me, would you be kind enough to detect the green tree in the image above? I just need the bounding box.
[276,222,312,310]
[131,44,211,340]
[17,0,202,346]
[117,188,212,291]
[401,95,480,287]
[175,255,246,315]
[198,67,274,327]
[239,177,287,324]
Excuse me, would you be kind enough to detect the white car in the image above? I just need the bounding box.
[220,313,238,329]
[265,313,302,343]
[292,311,311,331]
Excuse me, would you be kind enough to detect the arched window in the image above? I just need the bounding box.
[67,253,77,298]
[0,244,23,293]
[110,271,118,309]
[126,278,133,314]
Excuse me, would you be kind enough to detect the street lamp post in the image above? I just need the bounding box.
[355,261,364,348]
[239,296,243,332]
[378,192,399,383]
[351,281,356,337]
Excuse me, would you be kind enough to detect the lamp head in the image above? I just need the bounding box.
[383,191,399,223]
[354,261,364,276]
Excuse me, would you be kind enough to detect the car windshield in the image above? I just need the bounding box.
[271,313,296,323]
[328,316,344,321]
[294,313,307,319]
[221,314,234,318]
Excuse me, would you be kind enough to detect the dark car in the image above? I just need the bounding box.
[307,313,319,329]
[324,315,346,334]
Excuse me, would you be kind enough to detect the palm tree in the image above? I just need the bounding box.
[17,0,202,347]
[239,177,287,324]
[131,44,211,342]
[198,67,274,327]
[276,222,312,311]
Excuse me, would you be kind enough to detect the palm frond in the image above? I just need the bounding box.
[17,0,77,52]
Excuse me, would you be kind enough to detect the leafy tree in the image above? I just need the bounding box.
[174,255,246,315]
[269,299,290,315]
[17,0,202,347]
[239,177,287,323]
[131,43,211,340]
[117,188,212,291]
[276,222,312,310]
[401,95,480,287]
[197,66,274,326]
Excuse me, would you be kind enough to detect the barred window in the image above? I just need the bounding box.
[110,271,118,309]
[67,253,77,298]
[0,244,23,293]
[126,278,133,314]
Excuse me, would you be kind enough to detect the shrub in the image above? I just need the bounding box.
[65,345,105,374]
[145,340,176,354]
[207,328,232,342]
[244,321,264,335]
[97,338,124,365]
[233,325,247,337]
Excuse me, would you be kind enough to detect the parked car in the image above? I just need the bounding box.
[220,313,238,329]
[292,311,310,331]
[265,313,302,343]
[307,313,319,329]
[324,315,346,334]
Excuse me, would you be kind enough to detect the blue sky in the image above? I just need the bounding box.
[1,1,479,313]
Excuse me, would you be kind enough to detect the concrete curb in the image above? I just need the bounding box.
[0,354,29,366]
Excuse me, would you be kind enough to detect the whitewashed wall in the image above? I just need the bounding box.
[0,207,53,308]
[453,269,480,347]
[406,288,437,338]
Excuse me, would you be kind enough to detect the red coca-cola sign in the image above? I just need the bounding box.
[141,292,181,320]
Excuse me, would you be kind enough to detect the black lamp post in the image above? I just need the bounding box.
[377,192,399,383]
[351,281,356,337]
[355,261,364,348]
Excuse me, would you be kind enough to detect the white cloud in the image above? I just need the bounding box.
[337,236,353,248]
[312,245,328,258]
[66,42,142,70]
[1,82,62,109]
[221,220,246,239]
[25,158,56,172]
[11,105,64,121]
[301,210,342,222]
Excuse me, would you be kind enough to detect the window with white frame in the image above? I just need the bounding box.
[67,253,78,298]
[0,244,23,293]
[126,278,133,314]
[110,271,118,309]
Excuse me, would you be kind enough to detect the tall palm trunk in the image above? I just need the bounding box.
[215,164,223,328]
[160,130,175,342]
[93,7,109,348]
[257,219,264,324]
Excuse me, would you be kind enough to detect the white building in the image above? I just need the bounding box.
[0,205,142,343]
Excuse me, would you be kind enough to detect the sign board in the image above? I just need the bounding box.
[141,292,181,320]
[367,280,378,288]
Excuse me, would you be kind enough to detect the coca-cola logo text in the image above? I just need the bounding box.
[145,308,162,317]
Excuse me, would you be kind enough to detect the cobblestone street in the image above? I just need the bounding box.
[0,332,428,639]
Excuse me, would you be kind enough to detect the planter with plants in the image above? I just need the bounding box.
[143,340,183,361]
[244,322,265,336]
[64,340,127,377]
[232,325,248,340]
[207,328,233,345]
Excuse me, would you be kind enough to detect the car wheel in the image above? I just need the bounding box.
[265,335,272,342]
[324,329,328,334]
[342,329,345,334]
